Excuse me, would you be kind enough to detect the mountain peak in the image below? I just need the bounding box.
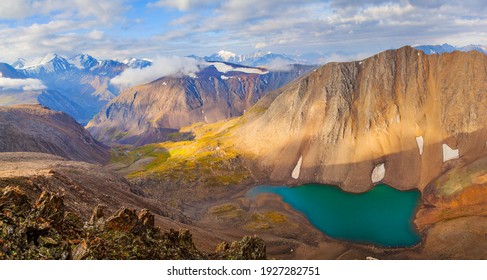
[69,54,99,69]
[122,57,152,69]
[40,52,62,63]
[12,58,27,69]
[216,50,237,61]
[22,53,71,73]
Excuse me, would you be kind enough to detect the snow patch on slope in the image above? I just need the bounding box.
[416,136,424,155]
[371,163,385,183]
[209,62,268,75]
[442,144,459,162]
[291,155,303,179]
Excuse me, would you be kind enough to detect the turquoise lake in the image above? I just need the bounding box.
[248,184,421,247]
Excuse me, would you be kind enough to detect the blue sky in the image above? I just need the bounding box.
[0,0,487,63]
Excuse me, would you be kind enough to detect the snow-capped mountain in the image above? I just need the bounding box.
[414,43,487,55]
[414,44,458,54]
[460,44,487,53]
[20,53,73,74]
[11,58,27,69]
[204,50,243,63]
[123,57,152,69]
[3,53,154,124]
[14,53,153,76]
[202,50,324,67]
[69,54,99,70]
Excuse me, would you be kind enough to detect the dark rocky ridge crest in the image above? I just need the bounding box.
[0,105,109,164]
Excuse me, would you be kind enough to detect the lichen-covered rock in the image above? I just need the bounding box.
[0,187,31,214]
[88,204,107,229]
[34,191,64,229]
[105,207,138,232]
[137,209,154,228]
[72,240,89,260]
[131,208,155,234]
[215,235,266,260]
[63,212,83,230]
[0,190,267,260]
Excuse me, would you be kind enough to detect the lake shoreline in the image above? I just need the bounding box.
[247,183,422,248]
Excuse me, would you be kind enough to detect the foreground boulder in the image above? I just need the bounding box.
[0,188,266,260]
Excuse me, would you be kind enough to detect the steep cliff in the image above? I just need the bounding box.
[230,46,487,192]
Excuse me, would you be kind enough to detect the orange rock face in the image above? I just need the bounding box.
[231,46,487,193]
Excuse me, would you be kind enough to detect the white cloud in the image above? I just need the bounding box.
[0,0,33,19]
[0,20,93,62]
[2,0,487,64]
[88,30,104,40]
[111,56,201,88]
[254,42,268,49]
[323,52,372,63]
[0,77,46,91]
[265,58,293,72]
[0,0,127,22]
[150,0,214,11]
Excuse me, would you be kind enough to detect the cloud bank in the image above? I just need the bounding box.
[111,56,201,88]
[0,77,46,91]
[265,58,294,72]
[2,0,487,62]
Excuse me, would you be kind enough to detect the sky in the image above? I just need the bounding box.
[0,0,487,63]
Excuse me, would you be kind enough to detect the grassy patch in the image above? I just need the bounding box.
[209,204,244,220]
[117,119,250,189]
[244,211,287,231]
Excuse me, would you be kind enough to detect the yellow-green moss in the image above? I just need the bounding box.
[244,211,288,231]
[209,204,244,220]
[112,117,250,189]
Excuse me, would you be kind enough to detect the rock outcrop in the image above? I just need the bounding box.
[0,188,266,260]
[0,105,109,164]
[0,152,185,222]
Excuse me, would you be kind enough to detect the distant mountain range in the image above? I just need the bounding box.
[0,50,320,126]
[193,50,326,67]
[0,53,152,124]
[414,43,487,55]
[1,45,486,127]
[13,53,152,75]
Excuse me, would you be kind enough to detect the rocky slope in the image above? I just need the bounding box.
[0,153,266,260]
[227,46,487,192]
[87,64,312,145]
[0,105,108,164]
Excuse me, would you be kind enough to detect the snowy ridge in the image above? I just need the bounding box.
[15,53,152,74]
[207,62,268,75]
[203,50,324,67]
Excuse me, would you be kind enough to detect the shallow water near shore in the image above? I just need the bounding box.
[248,183,421,247]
